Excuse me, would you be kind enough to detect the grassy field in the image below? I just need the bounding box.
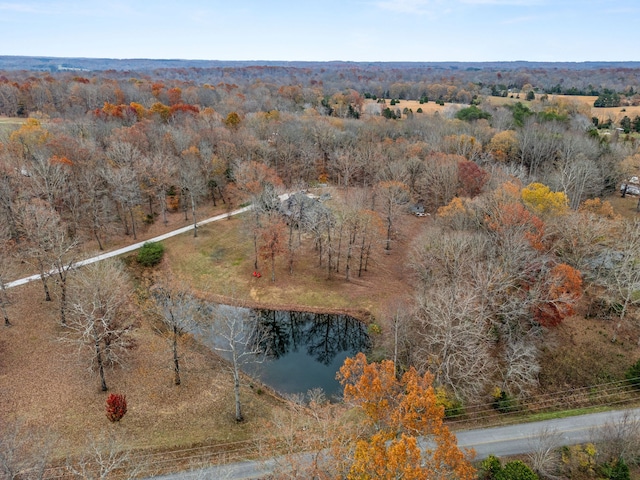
[0,206,306,473]
[366,94,640,126]
[2,144,639,475]
[0,116,25,134]
[163,213,409,317]
[0,194,421,474]
[0,116,25,125]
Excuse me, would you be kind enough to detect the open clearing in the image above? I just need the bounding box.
[2,139,640,476]
[366,95,640,125]
[0,193,423,473]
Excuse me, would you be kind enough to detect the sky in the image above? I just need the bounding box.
[1,0,638,63]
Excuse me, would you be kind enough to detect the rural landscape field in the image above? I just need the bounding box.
[1,55,640,480]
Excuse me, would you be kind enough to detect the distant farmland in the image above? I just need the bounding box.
[366,95,640,125]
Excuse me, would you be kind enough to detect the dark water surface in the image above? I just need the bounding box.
[197,306,371,399]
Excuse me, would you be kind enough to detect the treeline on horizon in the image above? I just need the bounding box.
[2,56,640,115]
[2,52,640,441]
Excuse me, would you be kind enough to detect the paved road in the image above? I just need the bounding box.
[4,200,271,289]
[7,200,638,477]
[148,408,640,480]
[456,407,640,458]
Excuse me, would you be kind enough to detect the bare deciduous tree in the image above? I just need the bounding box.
[596,220,640,341]
[0,420,52,480]
[418,153,458,211]
[0,226,15,326]
[65,260,136,391]
[66,432,144,480]
[18,199,77,324]
[526,426,563,478]
[376,180,409,251]
[77,166,114,251]
[179,148,209,237]
[150,283,200,386]
[19,201,64,303]
[231,160,283,270]
[201,303,267,422]
[592,411,640,466]
[545,208,613,274]
[412,283,495,400]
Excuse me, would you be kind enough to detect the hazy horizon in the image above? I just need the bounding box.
[1,1,638,63]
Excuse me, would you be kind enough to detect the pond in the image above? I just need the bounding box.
[195,305,371,400]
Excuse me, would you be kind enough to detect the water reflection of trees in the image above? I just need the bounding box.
[256,310,371,365]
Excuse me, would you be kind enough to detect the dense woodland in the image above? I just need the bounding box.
[2,60,640,479]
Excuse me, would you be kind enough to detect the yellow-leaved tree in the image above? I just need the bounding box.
[521,182,569,216]
[337,353,476,480]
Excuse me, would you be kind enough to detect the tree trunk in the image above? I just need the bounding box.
[253,231,259,271]
[271,253,276,283]
[191,193,198,238]
[40,273,51,302]
[118,202,130,236]
[364,241,372,272]
[335,223,343,273]
[288,223,294,275]
[393,318,399,373]
[173,325,181,386]
[160,192,168,226]
[386,217,392,251]
[326,223,333,280]
[1,301,10,326]
[209,182,217,207]
[358,230,366,277]
[613,297,631,343]
[94,227,104,251]
[96,340,108,392]
[129,206,137,240]
[253,209,260,270]
[59,274,67,326]
[233,364,243,422]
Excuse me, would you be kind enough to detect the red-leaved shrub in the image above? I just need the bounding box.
[106,393,127,422]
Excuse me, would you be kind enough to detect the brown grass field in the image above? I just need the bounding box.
[3,108,640,474]
[367,95,640,125]
[3,187,640,476]
[0,192,421,474]
[0,116,26,127]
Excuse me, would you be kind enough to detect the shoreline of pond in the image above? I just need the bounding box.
[192,304,373,400]
[192,290,375,325]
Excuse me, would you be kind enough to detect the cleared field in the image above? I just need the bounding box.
[0,116,26,134]
[485,94,640,124]
[0,116,26,125]
[366,95,640,125]
[364,99,457,116]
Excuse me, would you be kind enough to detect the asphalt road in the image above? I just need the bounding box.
[147,408,640,480]
[4,201,263,290]
[7,200,639,477]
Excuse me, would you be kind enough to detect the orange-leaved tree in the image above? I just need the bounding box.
[534,263,583,327]
[486,201,545,252]
[230,161,283,270]
[259,215,287,282]
[337,353,476,480]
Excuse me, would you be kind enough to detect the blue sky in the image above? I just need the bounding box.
[1,0,638,62]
